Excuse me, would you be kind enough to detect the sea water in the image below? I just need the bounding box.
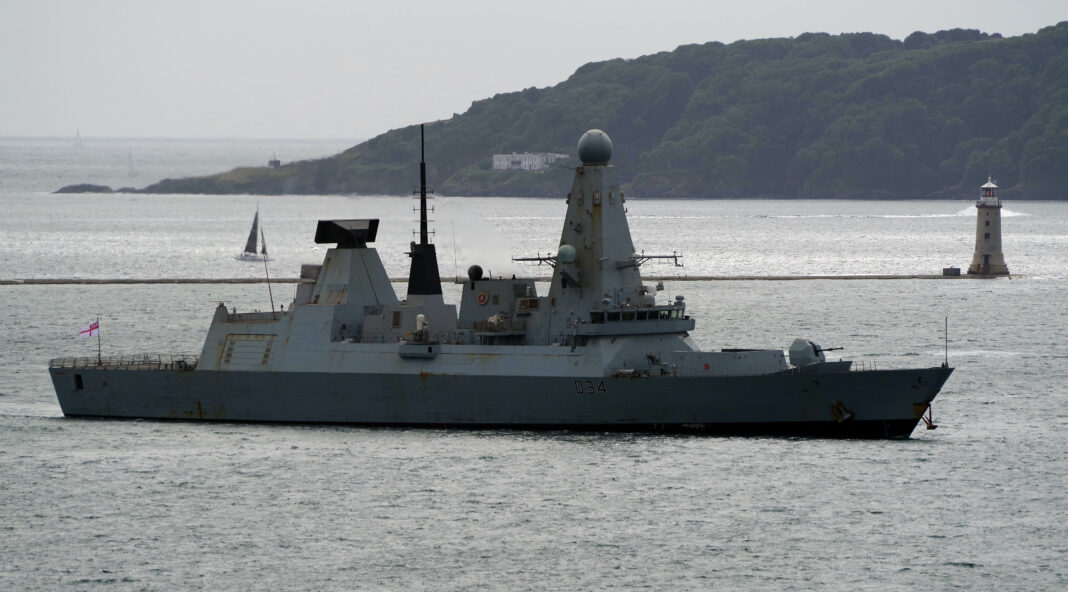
[1,138,1066,590]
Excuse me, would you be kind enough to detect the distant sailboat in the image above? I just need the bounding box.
[236,208,269,261]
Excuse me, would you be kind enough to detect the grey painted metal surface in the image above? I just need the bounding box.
[50,365,951,439]
[48,129,954,438]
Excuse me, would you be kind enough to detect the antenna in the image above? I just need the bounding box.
[452,219,459,283]
[261,228,276,316]
[419,124,429,246]
[944,316,949,367]
[405,124,443,296]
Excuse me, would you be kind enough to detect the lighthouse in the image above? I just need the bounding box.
[967,177,1009,276]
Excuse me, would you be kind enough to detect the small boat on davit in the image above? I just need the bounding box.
[49,127,952,438]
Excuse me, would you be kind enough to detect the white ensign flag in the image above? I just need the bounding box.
[78,321,100,338]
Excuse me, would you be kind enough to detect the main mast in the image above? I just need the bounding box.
[419,124,429,245]
[406,124,443,295]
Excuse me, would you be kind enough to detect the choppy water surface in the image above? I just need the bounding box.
[1,139,1066,590]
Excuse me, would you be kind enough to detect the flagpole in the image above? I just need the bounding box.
[96,316,102,365]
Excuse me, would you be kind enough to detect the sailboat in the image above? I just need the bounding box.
[236,208,269,261]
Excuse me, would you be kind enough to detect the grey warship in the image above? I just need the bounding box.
[49,128,952,438]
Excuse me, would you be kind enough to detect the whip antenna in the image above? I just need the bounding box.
[944,316,949,367]
[261,229,276,316]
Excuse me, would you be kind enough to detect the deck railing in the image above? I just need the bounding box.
[850,360,878,372]
[48,353,199,371]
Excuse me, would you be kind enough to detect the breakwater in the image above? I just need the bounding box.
[1,274,1011,286]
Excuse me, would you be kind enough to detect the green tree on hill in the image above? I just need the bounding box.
[139,22,1068,199]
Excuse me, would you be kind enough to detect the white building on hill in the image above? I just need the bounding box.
[492,152,568,171]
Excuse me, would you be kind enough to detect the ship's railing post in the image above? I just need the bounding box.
[49,352,200,370]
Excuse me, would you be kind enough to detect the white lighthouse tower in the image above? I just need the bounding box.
[967,176,1009,276]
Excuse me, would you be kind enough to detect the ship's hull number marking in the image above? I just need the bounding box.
[574,380,608,394]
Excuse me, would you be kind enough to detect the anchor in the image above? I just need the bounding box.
[831,400,854,423]
[921,403,938,430]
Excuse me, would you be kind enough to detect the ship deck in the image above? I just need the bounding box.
[49,354,199,371]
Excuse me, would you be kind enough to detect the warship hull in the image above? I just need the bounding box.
[49,128,955,440]
[50,363,951,439]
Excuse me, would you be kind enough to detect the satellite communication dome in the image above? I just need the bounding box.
[577,129,613,165]
[557,244,576,264]
[467,265,484,281]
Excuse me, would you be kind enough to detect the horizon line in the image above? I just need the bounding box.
[0,135,363,143]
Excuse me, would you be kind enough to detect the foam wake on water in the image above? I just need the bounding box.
[439,201,525,278]
[628,215,718,220]
[951,206,1029,217]
[481,216,559,221]
[767,208,1029,219]
[941,349,1025,358]
[769,213,973,219]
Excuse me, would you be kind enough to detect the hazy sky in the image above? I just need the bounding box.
[2,0,1065,140]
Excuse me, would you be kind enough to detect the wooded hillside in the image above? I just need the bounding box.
[142,22,1068,198]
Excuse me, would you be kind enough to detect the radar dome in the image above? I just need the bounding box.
[577,129,613,165]
[557,244,576,264]
[467,265,484,281]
